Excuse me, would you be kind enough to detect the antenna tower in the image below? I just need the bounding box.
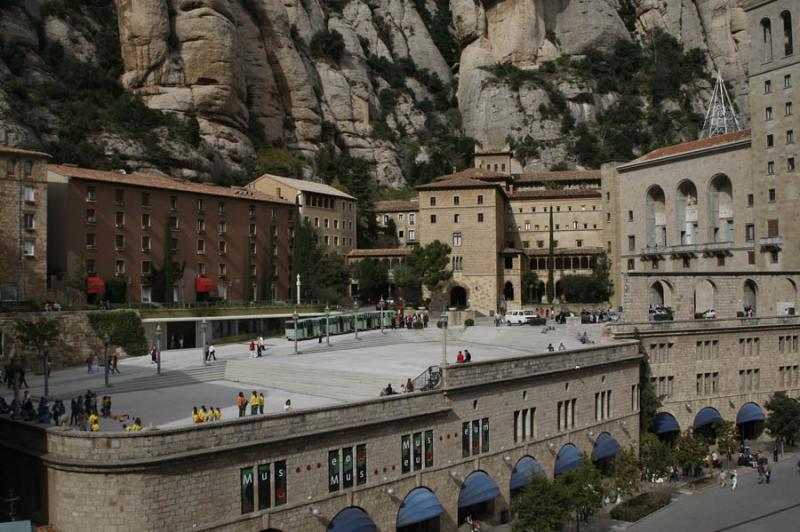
[700,71,742,139]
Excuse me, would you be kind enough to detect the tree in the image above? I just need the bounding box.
[634,328,662,434]
[522,271,539,304]
[591,253,614,301]
[148,220,183,303]
[314,253,351,305]
[244,236,255,302]
[66,258,87,304]
[350,258,389,303]
[713,420,739,469]
[547,206,555,303]
[511,473,572,532]
[765,392,800,449]
[290,216,349,303]
[15,317,61,354]
[559,455,608,526]
[608,447,641,501]
[291,217,322,301]
[674,429,707,476]
[402,240,453,294]
[639,433,674,479]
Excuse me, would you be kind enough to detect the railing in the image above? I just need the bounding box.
[759,236,783,249]
[639,240,748,256]
[609,314,800,335]
[411,365,442,392]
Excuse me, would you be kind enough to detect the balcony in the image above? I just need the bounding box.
[639,240,748,258]
[759,236,783,251]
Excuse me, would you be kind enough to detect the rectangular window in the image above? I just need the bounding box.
[197,240,206,254]
[767,134,774,147]
[23,213,34,230]
[141,213,151,229]
[765,79,772,93]
[6,159,15,176]
[462,422,470,458]
[453,232,462,246]
[23,185,35,202]
[747,193,754,207]
[218,263,226,277]
[141,261,152,275]
[769,188,776,202]
[768,161,775,175]
[408,229,416,241]
[430,214,437,224]
[477,213,484,223]
[86,186,96,202]
[746,224,755,241]
[766,107,774,120]
[328,450,340,493]
[504,256,513,270]
[453,196,460,206]
[409,213,415,225]
[342,447,354,489]
[481,418,490,453]
[197,263,206,275]
[453,214,460,223]
[257,464,271,510]
[788,130,795,144]
[768,219,780,237]
[169,196,177,210]
[115,212,125,227]
[789,158,796,171]
[115,234,125,251]
[786,102,793,116]
[23,160,32,177]
[430,197,436,206]
[477,194,484,205]
[86,259,96,274]
[115,260,125,275]
[217,221,226,235]
[23,241,35,257]
[86,209,96,224]
[785,74,792,89]
[472,420,480,456]
[628,235,635,252]
[197,219,206,232]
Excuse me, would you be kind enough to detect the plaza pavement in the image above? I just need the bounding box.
[8,319,608,431]
[627,455,800,532]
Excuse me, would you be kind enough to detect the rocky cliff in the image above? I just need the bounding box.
[0,0,750,185]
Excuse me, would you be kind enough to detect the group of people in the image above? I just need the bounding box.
[235,391,293,417]
[381,378,417,396]
[87,353,119,374]
[546,342,567,352]
[393,313,428,330]
[455,350,473,363]
[191,405,222,423]
[248,337,268,358]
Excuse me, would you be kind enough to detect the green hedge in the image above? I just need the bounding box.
[609,492,671,522]
[464,318,475,327]
[87,311,148,357]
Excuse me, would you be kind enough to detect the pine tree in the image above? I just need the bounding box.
[547,206,556,303]
[635,328,662,434]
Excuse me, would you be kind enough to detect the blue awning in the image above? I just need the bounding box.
[593,433,621,461]
[694,407,723,429]
[736,402,765,424]
[328,507,376,532]
[458,471,501,508]
[554,444,581,476]
[651,412,681,434]
[510,456,544,490]
[396,488,444,528]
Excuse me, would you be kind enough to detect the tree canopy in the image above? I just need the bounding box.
[397,240,453,293]
[350,258,389,303]
[291,217,350,304]
[511,473,572,532]
[765,392,800,447]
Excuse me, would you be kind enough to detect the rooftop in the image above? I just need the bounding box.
[510,189,602,200]
[515,170,601,183]
[373,199,420,212]
[347,247,414,258]
[249,173,356,200]
[417,169,508,191]
[48,165,292,204]
[624,129,751,166]
[0,146,51,158]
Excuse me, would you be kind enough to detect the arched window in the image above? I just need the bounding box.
[676,180,699,245]
[762,18,773,62]
[743,279,758,316]
[645,186,666,246]
[782,11,794,56]
[708,175,733,243]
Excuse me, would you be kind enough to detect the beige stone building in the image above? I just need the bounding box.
[248,173,357,253]
[0,147,50,302]
[373,198,419,246]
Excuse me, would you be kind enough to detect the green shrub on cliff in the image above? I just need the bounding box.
[88,311,148,357]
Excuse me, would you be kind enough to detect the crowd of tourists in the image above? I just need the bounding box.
[234,390,293,418]
[191,405,222,423]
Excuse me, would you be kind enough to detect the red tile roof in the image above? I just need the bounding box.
[417,170,507,191]
[373,199,420,212]
[516,170,601,183]
[634,129,751,163]
[0,146,51,158]
[433,167,508,181]
[48,165,292,204]
[347,248,413,258]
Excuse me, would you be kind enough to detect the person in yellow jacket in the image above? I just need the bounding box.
[214,407,222,421]
[199,405,208,422]
[192,406,200,424]
[250,391,259,415]
[87,411,99,432]
[258,393,265,414]
[128,417,143,431]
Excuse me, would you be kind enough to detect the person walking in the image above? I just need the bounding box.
[208,344,217,361]
[69,397,79,425]
[284,399,293,412]
[765,465,772,484]
[730,470,738,491]
[719,469,727,488]
[757,463,765,484]
[87,353,95,373]
[258,393,265,414]
[773,447,779,463]
[249,341,256,359]
[236,392,247,417]
[249,391,259,415]
[111,355,120,374]
[150,346,157,364]
[464,350,472,363]
[192,406,200,424]
[456,351,465,363]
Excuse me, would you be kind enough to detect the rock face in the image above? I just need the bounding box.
[0,0,751,183]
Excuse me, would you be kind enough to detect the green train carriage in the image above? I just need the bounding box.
[285,311,394,340]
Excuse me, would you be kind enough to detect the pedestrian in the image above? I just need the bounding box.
[730,470,738,491]
[456,351,465,363]
[547,343,554,352]
[464,349,472,362]
[258,393,265,414]
[719,469,727,488]
[70,397,79,425]
[237,392,247,417]
[249,340,256,359]
[757,463,765,483]
[111,355,120,374]
[284,399,293,412]
[405,377,414,392]
[87,353,95,373]
[765,465,772,484]
[192,406,200,424]
[257,336,265,356]
[773,447,779,463]
[208,344,217,361]
[249,391,259,415]
[102,395,111,418]
[558,342,566,351]
[179,335,184,349]
[199,405,208,422]
[150,346,157,364]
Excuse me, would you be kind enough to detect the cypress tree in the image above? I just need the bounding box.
[163,220,175,303]
[547,205,556,303]
[245,236,254,302]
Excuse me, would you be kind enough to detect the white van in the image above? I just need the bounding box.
[505,310,536,325]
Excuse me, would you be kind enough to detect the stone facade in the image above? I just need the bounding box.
[0,342,641,531]
[373,199,419,247]
[248,174,357,253]
[0,147,50,302]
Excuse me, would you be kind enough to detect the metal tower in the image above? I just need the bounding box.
[700,70,742,139]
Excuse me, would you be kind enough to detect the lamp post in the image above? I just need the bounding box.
[354,298,359,340]
[200,319,208,366]
[42,340,50,399]
[155,324,162,375]
[103,334,110,387]
[441,304,448,368]
[292,309,299,355]
[379,296,385,334]
[325,303,331,347]
[296,274,301,306]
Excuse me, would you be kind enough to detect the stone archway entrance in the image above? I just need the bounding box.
[450,286,467,308]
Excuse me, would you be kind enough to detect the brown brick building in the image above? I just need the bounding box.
[47,165,294,304]
[0,147,50,302]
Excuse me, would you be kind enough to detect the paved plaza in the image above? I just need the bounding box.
[8,320,608,431]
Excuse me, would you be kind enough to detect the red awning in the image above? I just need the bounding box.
[195,276,217,294]
[87,276,106,295]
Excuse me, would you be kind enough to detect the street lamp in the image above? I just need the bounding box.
[379,296,385,334]
[354,298,359,339]
[200,319,208,366]
[293,309,299,355]
[325,303,331,347]
[155,324,162,375]
[103,334,110,387]
[42,340,50,398]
